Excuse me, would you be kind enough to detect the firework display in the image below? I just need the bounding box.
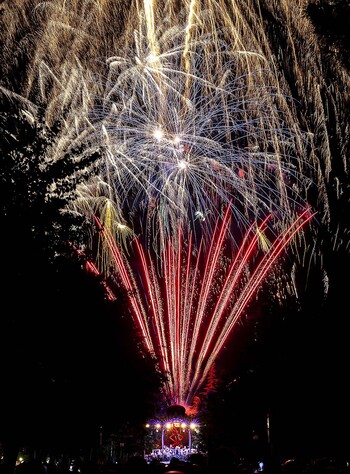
[70,1,317,409]
[1,0,348,415]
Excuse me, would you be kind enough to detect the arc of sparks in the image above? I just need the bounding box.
[92,208,314,407]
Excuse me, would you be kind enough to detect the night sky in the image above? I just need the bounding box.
[0,0,350,464]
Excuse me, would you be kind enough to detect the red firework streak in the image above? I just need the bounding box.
[92,207,315,410]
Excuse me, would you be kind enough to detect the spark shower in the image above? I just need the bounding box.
[91,207,314,410]
[5,0,347,413]
[72,0,316,411]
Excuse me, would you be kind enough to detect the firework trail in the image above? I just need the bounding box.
[91,205,314,409]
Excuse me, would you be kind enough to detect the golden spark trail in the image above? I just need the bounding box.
[183,0,199,73]
[143,0,159,59]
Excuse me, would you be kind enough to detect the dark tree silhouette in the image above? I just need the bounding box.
[0,107,161,469]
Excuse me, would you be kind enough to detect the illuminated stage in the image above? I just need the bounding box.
[145,405,204,462]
